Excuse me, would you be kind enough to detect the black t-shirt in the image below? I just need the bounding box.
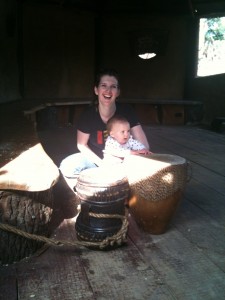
[77,102,140,158]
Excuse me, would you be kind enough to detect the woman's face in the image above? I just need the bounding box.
[94,75,120,107]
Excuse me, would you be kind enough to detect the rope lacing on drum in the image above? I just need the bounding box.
[0,212,129,251]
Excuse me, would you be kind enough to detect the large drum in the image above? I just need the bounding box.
[0,190,53,264]
[75,166,130,248]
[124,154,188,234]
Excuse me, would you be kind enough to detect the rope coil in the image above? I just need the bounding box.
[0,212,129,251]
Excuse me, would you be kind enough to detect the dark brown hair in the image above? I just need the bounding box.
[94,68,120,88]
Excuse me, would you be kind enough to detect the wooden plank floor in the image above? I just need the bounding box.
[1,125,225,300]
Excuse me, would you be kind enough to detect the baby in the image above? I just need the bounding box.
[103,115,151,164]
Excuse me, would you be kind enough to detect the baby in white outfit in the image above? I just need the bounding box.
[103,115,150,165]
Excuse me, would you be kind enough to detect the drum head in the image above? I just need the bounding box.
[77,165,127,187]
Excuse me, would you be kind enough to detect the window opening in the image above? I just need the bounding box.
[197,16,225,77]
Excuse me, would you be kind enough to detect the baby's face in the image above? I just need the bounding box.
[110,121,131,144]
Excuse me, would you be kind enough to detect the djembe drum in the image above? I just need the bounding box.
[124,154,188,234]
[0,143,59,264]
[75,166,130,249]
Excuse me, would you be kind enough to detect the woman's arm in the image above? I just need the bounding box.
[77,130,103,166]
[130,125,150,150]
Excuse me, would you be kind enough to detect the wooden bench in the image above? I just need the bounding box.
[122,99,204,125]
[23,100,91,129]
[211,117,225,133]
[23,98,203,129]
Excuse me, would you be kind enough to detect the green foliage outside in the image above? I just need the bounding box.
[205,18,225,42]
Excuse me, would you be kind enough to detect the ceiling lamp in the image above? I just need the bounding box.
[129,29,169,60]
[138,53,156,60]
[137,35,157,60]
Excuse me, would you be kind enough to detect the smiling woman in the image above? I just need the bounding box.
[59,68,150,183]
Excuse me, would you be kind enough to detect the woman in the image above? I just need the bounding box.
[59,68,150,178]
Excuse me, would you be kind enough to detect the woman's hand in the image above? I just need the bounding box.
[130,125,150,150]
[77,130,103,166]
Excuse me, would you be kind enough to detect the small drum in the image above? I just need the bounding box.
[124,154,188,234]
[75,166,130,248]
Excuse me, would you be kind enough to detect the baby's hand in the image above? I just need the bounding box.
[138,149,152,155]
[130,149,152,155]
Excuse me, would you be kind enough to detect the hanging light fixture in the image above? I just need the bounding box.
[138,53,156,59]
[137,35,157,60]
[129,29,169,60]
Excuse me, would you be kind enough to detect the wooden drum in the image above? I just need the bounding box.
[75,166,130,248]
[124,154,188,234]
[0,190,53,264]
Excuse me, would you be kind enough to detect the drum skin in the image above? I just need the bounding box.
[124,154,188,234]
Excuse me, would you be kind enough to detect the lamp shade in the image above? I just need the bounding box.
[138,53,156,59]
[129,29,169,59]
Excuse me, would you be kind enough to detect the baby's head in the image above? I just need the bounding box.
[107,115,131,145]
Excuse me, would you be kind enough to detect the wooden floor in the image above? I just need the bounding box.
[1,125,225,300]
